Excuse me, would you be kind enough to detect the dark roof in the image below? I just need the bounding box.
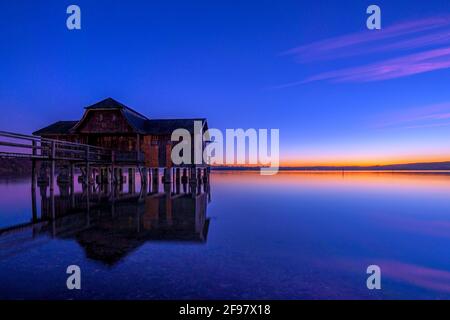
[84,98,150,133]
[33,98,208,136]
[33,121,78,135]
[144,119,207,135]
[86,97,149,119]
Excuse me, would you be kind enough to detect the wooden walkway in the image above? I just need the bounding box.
[0,131,210,208]
[0,131,143,164]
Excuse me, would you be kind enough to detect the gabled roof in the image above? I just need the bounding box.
[74,98,150,133]
[32,121,78,135]
[85,97,149,120]
[33,98,208,136]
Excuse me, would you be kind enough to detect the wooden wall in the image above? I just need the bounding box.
[142,135,174,167]
[77,110,134,134]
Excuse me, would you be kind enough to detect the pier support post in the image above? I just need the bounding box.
[163,167,172,185]
[197,168,202,194]
[189,166,197,198]
[50,141,56,194]
[49,141,56,221]
[152,168,159,193]
[141,167,148,187]
[70,163,75,208]
[31,164,37,222]
[85,145,91,186]
[181,168,188,193]
[31,141,38,221]
[128,168,136,193]
[118,168,124,192]
[148,168,152,193]
[111,151,115,185]
[175,168,181,194]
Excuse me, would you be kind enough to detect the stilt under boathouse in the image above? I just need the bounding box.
[31,97,210,201]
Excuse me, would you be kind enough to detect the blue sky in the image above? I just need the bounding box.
[1,0,450,165]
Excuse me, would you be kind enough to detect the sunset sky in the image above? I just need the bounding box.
[1,0,450,166]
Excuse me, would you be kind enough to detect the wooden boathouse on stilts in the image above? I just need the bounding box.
[30,97,210,203]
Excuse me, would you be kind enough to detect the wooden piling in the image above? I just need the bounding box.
[152,168,159,193]
[128,168,136,193]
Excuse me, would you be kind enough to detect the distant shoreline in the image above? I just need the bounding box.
[2,158,450,176]
[211,161,450,172]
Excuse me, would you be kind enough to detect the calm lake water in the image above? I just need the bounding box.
[0,171,450,299]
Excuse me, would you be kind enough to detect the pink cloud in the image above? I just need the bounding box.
[374,101,450,129]
[276,15,450,86]
[283,15,450,62]
[288,46,450,85]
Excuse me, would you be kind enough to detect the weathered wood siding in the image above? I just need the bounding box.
[77,110,134,134]
[89,135,137,151]
[143,135,159,167]
[142,135,173,167]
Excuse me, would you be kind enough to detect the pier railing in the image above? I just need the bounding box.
[0,131,112,163]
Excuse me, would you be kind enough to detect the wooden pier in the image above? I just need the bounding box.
[0,130,210,209]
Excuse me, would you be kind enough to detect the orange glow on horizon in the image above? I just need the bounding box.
[212,155,450,167]
[279,153,450,167]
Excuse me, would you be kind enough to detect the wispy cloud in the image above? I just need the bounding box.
[303,46,450,83]
[375,101,450,130]
[277,15,450,86]
[283,15,450,62]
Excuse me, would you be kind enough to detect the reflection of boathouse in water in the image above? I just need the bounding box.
[0,172,211,266]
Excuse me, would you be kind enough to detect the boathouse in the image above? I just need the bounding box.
[33,98,209,168]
